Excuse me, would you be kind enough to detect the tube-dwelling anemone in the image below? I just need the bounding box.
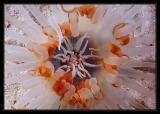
[5,4,156,110]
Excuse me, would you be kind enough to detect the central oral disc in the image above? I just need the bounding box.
[68,52,78,64]
[52,34,101,81]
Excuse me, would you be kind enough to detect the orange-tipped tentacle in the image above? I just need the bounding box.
[106,42,127,57]
[60,21,72,38]
[112,23,131,46]
[78,5,96,19]
[52,72,73,97]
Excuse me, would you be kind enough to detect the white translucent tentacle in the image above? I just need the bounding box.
[54,53,67,58]
[13,84,54,109]
[76,68,86,78]
[5,29,32,45]
[47,15,64,50]
[82,68,92,78]
[121,76,153,97]
[17,5,45,35]
[75,67,83,79]
[24,5,49,27]
[92,5,107,24]
[66,50,74,55]
[119,66,155,82]
[71,64,76,78]
[5,11,47,43]
[78,63,92,78]
[53,56,67,63]
[65,38,73,50]
[75,34,88,52]
[123,5,144,22]
[60,45,67,54]
[58,65,68,70]
[5,45,37,63]
[64,39,72,51]
[80,40,88,55]
[82,55,102,60]
[68,11,80,37]
[50,5,68,24]
[82,60,101,67]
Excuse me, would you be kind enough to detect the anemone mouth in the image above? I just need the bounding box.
[51,34,102,85]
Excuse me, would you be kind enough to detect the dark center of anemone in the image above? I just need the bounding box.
[51,34,101,85]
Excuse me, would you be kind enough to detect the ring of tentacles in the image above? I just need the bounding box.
[32,5,130,108]
[5,5,136,109]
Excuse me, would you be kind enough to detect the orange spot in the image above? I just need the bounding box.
[42,42,58,59]
[78,5,96,19]
[79,100,87,108]
[102,62,118,75]
[52,72,72,97]
[107,43,125,57]
[32,50,41,59]
[42,26,59,59]
[117,35,130,46]
[84,79,90,88]
[69,79,96,107]
[68,97,77,106]
[112,83,119,88]
[68,80,91,107]
[53,80,69,96]
[68,93,80,106]
[43,31,53,38]
[76,80,86,91]
[69,78,101,107]
[35,63,52,79]
[59,72,73,83]
[60,21,72,37]
[69,92,87,108]
[43,26,57,39]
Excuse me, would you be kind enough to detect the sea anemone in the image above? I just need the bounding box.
[4,4,156,110]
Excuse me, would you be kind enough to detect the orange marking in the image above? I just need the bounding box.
[42,28,59,59]
[78,5,96,19]
[42,42,58,59]
[43,26,57,39]
[112,23,130,46]
[54,80,69,96]
[112,23,128,38]
[35,63,52,79]
[68,79,102,107]
[112,83,119,88]
[76,80,86,91]
[68,91,88,108]
[31,50,41,59]
[60,21,72,37]
[79,100,87,108]
[116,35,130,46]
[84,79,90,88]
[102,62,118,75]
[68,80,90,107]
[43,31,54,38]
[107,43,125,57]
[52,72,73,97]
[59,72,73,83]
[68,93,80,106]
[76,79,94,92]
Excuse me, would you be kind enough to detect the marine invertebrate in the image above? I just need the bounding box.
[5,4,156,110]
